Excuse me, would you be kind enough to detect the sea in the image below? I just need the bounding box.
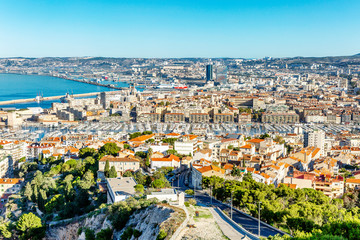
[0,73,129,109]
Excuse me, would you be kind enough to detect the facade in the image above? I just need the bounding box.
[189,113,210,123]
[0,155,12,178]
[213,113,234,123]
[304,129,325,155]
[164,113,185,123]
[0,178,24,198]
[99,155,140,177]
[150,154,180,169]
[137,113,161,123]
[261,112,299,123]
[174,137,201,156]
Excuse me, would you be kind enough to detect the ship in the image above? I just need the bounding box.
[174,84,188,89]
[60,92,73,103]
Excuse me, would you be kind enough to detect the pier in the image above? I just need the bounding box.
[0,92,101,106]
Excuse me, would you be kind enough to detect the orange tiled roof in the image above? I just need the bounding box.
[247,139,265,143]
[99,155,140,162]
[0,178,23,184]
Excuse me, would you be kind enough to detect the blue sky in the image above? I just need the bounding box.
[0,0,359,58]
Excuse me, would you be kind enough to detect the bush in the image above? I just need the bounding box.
[96,228,113,240]
[85,228,95,240]
[156,229,167,240]
[185,189,194,195]
[188,198,197,206]
[184,202,190,207]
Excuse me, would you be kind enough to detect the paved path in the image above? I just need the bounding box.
[210,208,247,240]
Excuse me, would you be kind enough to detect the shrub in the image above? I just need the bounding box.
[156,229,167,240]
[188,198,197,206]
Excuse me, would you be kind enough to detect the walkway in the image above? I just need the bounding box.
[210,208,248,240]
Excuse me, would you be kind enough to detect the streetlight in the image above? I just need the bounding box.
[258,201,262,236]
[209,185,212,205]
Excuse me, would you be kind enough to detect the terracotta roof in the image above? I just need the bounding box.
[247,139,265,143]
[99,155,139,162]
[346,179,360,184]
[129,134,155,143]
[0,178,23,184]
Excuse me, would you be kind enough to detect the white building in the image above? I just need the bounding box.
[174,137,201,156]
[106,177,137,204]
[146,188,178,202]
[150,154,180,169]
[304,129,325,155]
[0,178,24,199]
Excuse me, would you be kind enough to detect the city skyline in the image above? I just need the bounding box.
[0,0,359,58]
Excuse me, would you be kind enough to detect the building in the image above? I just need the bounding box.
[137,113,161,123]
[174,137,201,156]
[146,188,178,202]
[0,178,23,198]
[304,129,325,155]
[150,154,180,169]
[213,113,234,123]
[189,113,210,123]
[106,177,137,204]
[206,64,213,82]
[164,113,185,123]
[261,112,299,123]
[98,155,140,177]
[191,164,225,189]
[0,155,12,178]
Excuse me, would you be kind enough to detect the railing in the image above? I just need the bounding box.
[214,207,259,240]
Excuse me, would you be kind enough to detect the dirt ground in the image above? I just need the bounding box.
[176,205,229,240]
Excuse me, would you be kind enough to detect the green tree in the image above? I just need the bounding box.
[85,228,95,240]
[16,213,44,239]
[0,223,12,238]
[134,184,144,194]
[104,160,110,178]
[24,182,33,201]
[109,166,117,178]
[99,143,120,156]
[79,148,96,158]
[96,228,113,240]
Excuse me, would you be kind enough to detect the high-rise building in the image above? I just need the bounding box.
[206,65,213,82]
[215,65,228,85]
[304,129,325,155]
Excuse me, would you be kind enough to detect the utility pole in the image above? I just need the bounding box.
[258,201,262,237]
[178,174,180,189]
[210,185,212,205]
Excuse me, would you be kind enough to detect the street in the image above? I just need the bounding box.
[172,169,286,238]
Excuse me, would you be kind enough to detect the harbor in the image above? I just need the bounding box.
[0,92,100,106]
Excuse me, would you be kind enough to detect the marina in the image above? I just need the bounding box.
[1,122,356,142]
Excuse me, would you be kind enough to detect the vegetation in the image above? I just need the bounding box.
[203,175,360,239]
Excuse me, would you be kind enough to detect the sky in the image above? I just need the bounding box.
[0,0,359,58]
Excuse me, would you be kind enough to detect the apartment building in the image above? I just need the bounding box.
[164,113,185,123]
[189,113,210,123]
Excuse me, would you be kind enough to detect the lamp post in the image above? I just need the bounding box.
[258,201,262,236]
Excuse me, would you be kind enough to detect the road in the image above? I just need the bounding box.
[172,169,286,238]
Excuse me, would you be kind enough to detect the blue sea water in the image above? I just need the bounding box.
[0,73,128,109]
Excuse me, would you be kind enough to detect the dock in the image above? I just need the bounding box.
[0,92,101,106]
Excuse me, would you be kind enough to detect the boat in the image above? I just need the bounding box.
[174,84,188,89]
[60,93,73,103]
